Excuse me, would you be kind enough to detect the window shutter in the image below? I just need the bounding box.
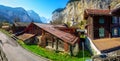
[99,28,104,37]
[99,17,104,24]
[112,17,118,24]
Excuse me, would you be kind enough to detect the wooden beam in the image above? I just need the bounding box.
[42,29,45,36]
[56,38,59,52]
[64,42,69,52]
[52,37,54,48]
[39,35,46,48]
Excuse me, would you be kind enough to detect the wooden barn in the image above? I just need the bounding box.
[17,22,42,45]
[1,23,10,31]
[17,33,39,45]
[17,23,80,56]
[12,22,30,33]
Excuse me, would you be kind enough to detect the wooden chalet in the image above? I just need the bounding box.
[85,8,120,40]
[84,9,112,40]
[1,23,10,31]
[17,33,38,45]
[17,23,80,56]
[2,25,10,31]
[84,7,120,54]
[12,22,30,33]
[17,22,42,45]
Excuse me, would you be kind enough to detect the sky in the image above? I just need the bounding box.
[0,0,69,19]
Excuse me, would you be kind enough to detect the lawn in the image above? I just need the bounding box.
[0,29,91,61]
[18,40,91,61]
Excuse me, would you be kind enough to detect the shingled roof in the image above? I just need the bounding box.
[17,33,35,41]
[13,22,30,27]
[93,38,120,53]
[34,23,78,45]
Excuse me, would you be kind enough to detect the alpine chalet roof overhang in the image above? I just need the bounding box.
[111,7,120,16]
[33,23,79,45]
[84,9,112,20]
[13,22,30,27]
[93,38,120,53]
[17,33,35,41]
[85,9,111,16]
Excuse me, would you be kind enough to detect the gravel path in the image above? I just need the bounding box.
[0,31,49,61]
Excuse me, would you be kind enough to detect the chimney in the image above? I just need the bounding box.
[108,5,111,10]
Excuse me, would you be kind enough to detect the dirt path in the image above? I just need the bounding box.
[0,31,49,61]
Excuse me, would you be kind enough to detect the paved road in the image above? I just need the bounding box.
[0,31,49,61]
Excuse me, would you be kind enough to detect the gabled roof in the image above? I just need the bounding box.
[13,22,30,27]
[53,25,66,28]
[33,23,78,45]
[111,7,120,16]
[85,9,111,16]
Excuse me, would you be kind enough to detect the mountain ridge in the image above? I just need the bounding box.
[0,5,48,23]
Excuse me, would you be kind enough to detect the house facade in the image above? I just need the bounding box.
[12,22,30,33]
[85,9,120,40]
[17,23,42,45]
[84,7,120,55]
[111,7,120,38]
[18,23,80,56]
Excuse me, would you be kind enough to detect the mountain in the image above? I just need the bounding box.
[0,5,32,23]
[40,17,49,23]
[52,0,120,24]
[52,8,64,24]
[0,5,46,23]
[27,10,49,23]
[27,10,42,23]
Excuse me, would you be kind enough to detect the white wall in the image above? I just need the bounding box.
[85,37,101,55]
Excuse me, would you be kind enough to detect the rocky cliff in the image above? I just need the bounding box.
[52,0,120,25]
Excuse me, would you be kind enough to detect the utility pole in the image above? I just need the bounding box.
[82,42,85,61]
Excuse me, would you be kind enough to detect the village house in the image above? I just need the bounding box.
[17,23,80,56]
[17,33,39,45]
[1,23,10,31]
[17,22,42,45]
[84,9,112,40]
[84,7,120,55]
[12,22,30,34]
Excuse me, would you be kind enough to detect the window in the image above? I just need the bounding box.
[119,28,120,36]
[119,17,120,24]
[112,28,118,36]
[99,28,105,38]
[58,40,64,50]
[112,17,118,24]
[99,17,104,24]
